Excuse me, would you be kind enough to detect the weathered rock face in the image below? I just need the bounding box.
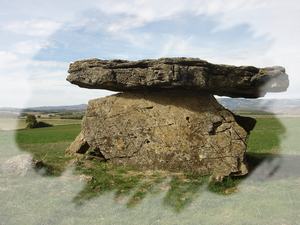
[67,90,256,177]
[67,58,289,98]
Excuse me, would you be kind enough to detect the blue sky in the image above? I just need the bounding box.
[1,0,300,107]
[34,11,270,62]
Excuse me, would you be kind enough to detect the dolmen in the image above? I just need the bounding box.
[66,58,289,178]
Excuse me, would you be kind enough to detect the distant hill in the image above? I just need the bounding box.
[217,98,300,114]
[23,104,87,113]
[0,104,87,117]
[1,99,300,116]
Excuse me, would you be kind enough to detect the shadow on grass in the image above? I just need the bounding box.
[75,155,296,212]
[246,153,300,181]
[72,160,243,212]
[69,152,300,212]
[15,113,299,212]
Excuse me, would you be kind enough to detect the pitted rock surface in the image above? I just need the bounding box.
[67,57,289,98]
[67,91,255,177]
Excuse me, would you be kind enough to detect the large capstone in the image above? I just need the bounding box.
[66,90,256,177]
[67,57,289,98]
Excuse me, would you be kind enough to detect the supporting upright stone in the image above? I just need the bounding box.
[66,91,256,177]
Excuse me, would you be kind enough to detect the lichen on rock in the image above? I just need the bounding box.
[67,90,255,177]
[67,57,289,98]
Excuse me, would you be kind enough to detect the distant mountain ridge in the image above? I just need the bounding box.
[1,99,300,115]
[0,104,87,114]
[218,98,300,114]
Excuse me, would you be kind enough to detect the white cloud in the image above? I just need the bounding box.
[0,51,19,67]
[12,41,49,55]
[0,76,31,107]
[1,19,61,37]
[1,0,300,107]
[0,48,67,107]
[0,17,63,107]
[108,0,299,98]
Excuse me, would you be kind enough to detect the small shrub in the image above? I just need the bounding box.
[25,114,38,128]
[25,114,52,129]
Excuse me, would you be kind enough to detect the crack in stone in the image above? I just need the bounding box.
[201,155,239,160]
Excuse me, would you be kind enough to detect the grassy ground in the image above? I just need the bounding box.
[11,116,300,212]
[15,124,80,176]
[0,118,81,130]
[247,117,284,154]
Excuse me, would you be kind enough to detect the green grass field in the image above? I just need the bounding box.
[14,117,300,166]
[1,116,300,224]
[0,118,81,130]
[9,116,300,212]
[15,124,80,176]
[247,117,284,154]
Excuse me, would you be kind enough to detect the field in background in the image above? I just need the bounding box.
[2,116,299,178]
[1,115,300,224]
[0,116,295,210]
[12,116,300,155]
[0,118,81,130]
[0,117,300,215]
[2,104,300,223]
[8,116,300,177]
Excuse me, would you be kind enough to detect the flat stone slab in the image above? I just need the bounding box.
[66,90,256,177]
[67,57,289,98]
